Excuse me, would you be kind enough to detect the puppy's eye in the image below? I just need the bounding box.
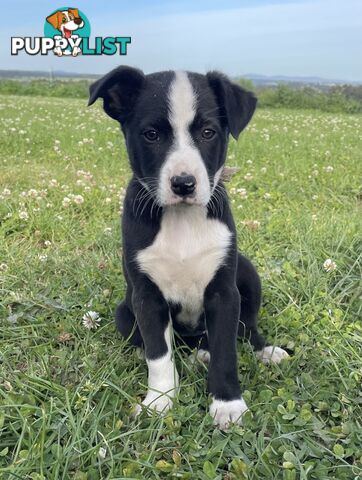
[202,128,216,140]
[62,16,67,23]
[143,129,159,142]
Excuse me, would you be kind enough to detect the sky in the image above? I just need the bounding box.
[1,0,361,81]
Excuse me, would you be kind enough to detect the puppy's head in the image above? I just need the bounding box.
[46,9,84,38]
[89,67,256,207]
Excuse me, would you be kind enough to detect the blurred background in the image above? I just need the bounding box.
[1,0,361,112]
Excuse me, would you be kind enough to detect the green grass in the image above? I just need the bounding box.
[0,94,361,480]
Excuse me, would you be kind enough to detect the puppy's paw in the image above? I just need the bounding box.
[72,46,82,57]
[53,47,63,56]
[134,392,173,417]
[197,349,210,364]
[256,345,289,365]
[210,397,248,430]
[189,349,210,366]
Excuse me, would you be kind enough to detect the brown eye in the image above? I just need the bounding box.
[62,16,67,23]
[143,129,159,142]
[202,128,216,140]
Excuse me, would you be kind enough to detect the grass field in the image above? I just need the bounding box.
[0,94,361,479]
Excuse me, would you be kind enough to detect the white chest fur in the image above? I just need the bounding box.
[136,205,232,326]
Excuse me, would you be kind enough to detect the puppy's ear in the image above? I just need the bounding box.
[88,66,145,123]
[68,8,80,18]
[46,11,62,30]
[207,71,257,139]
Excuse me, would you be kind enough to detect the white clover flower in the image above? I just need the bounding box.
[260,167,267,173]
[19,210,29,220]
[241,220,261,230]
[323,259,337,272]
[2,188,11,196]
[44,240,52,247]
[244,173,253,181]
[62,197,71,207]
[237,188,248,199]
[105,197,112,204]
[264,193,271,199]
[0,263,8,271]
[104,227,112,235]
[325,165,334,173]
[49,179,58,187]
[98,447,107,459]
[73,195,84,205]
[38,254,48,262]
[82,311,101,330]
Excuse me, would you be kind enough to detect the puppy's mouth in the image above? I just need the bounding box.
[164,193,203,207]
[63,28,72,39]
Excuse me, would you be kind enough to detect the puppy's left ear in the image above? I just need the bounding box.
[88,66,145,123]
[207,71,257,139]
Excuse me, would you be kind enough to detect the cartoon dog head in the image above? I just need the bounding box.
[46,8,84,38]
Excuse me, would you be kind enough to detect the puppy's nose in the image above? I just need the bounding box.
[74,17,83,25]
[170,173,196,197]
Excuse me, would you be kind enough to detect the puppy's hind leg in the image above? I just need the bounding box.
[236,254,289,364]
[237,254,266,349]
[115,300,143,347]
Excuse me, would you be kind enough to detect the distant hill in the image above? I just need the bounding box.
[241,73,361,87]
[0,69,360,86]
[0,69,100,80]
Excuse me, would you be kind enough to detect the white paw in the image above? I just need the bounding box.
[256,346,289,364]
[189,349,210,365]
[134,391,173,417]
[53,47,63,56]
[72,46,82,57]
[197,349,210,364]
[210,397,249,430]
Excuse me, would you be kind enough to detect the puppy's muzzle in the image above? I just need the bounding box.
[170,173,196,197]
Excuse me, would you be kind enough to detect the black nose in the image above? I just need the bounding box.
[170,173,196,197]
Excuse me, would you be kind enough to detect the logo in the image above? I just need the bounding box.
[11,7,131,57]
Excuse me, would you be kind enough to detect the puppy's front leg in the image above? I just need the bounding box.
[133,285,179,416]
[205,285,248,430]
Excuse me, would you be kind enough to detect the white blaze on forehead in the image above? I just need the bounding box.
[158,71,211,206]
[168,71,196,134]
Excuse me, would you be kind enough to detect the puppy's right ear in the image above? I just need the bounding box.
[88,66,145,123]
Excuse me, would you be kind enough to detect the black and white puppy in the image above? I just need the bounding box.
[89,66,289,430]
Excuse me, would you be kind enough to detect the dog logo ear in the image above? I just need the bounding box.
[88,66,145,123]
[46,11,62,30]
[68,8,80,18]
[207,71,257,140]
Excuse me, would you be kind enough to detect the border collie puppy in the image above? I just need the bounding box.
[89,67,289,430]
